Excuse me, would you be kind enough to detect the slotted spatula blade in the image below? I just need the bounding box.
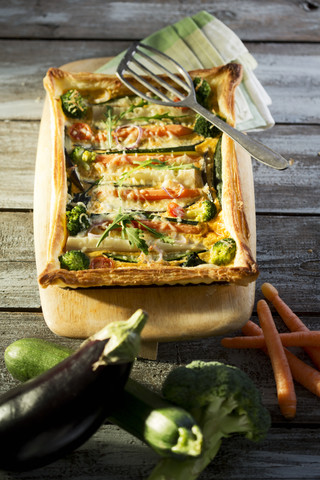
[117,42,289,170]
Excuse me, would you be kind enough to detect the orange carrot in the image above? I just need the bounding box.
[114,124,194,140]
[257,299,296,419]
[115,187,201,202]
[222,331,320,349]
[242,320,320,398]
[262,283,320,370]
[131,219,202,235]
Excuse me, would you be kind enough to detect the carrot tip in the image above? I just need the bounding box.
[261,282,279,301]
[281,406,297,420]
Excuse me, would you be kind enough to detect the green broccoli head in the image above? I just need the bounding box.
[209,237,236,265]
[147,360,270,480]
[181,252,205,267]
[59,250,90,271]
[60,89,88,118]
[186,200,217,223]
[70,146,96,171]
[163,360,270,443]
[193,77,211,108]
[66,203,90,236]
[193,114,225,138]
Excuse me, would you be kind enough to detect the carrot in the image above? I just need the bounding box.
[96,153,201,167]
[262,282,320,370]
[222,331,320,349]
[115,187,201,202]
[257,299,296,419]
[242,320,320,398]
[114,124,194,140]
[131,219,203,235]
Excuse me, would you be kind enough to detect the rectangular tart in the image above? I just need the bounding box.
[39,64,259,288]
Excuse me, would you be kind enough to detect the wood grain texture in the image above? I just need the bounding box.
[0,422,319,479]
[1,1,320,41]
[1,40,319,124]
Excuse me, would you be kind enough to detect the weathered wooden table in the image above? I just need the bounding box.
[0,1,319,479]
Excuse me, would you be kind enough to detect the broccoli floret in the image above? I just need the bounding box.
[193,77,211,108]
[70,146,96,171]
[60,89,88,118]
[147,361,270,480]
[193,114,223,138]
[66,203,90,236]
[209,237,236,265]
[181,252,205,267]
[59,250,90,271]
[186,200,217,223]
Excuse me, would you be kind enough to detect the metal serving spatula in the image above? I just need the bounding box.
[117,42,288,170]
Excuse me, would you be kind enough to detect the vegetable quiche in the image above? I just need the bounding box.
[39,64,258,288]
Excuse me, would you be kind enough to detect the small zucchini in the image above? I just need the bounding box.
[5,337,203,460]
[4,338,73,381]
[92,144,200,155]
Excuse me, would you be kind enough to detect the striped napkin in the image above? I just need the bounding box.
[96,11,274,132]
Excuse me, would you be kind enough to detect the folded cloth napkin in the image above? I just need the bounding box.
[96,11,274,132]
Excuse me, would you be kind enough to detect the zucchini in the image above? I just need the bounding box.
[103,252,139,263]
[90,144,201,155]
[4,338,73,381]
[213,136,223,205]
[5,337,203,459]
[148,214,199,226]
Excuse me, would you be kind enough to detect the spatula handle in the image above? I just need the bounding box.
[192,102,289,170]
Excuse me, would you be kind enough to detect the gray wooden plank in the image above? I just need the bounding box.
[0,418,318,479]
[0,212,319,312]
[0,40,319,125]
[1,1,320,42]
[248,43,320,124]
[0,120,38,209]
[251,125,320,214]
[1,121,319,213]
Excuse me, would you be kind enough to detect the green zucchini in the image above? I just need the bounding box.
[91,144,201,155]
[148,214,199,226]
[213,136,223,205]
[4,338,203,459]
[103,252,139,263]
[4,338,73,381]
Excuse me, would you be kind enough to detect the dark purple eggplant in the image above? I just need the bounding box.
[0,309,147,471]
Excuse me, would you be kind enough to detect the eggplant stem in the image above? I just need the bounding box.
[83,309,148,366]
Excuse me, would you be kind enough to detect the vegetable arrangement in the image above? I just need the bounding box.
[0,309,147,471]
[58,75,241,277]
[3,328,270,477]
[5,339,203,461]
[222,282,320,419]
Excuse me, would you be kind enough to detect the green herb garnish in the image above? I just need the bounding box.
[96,210,174,252]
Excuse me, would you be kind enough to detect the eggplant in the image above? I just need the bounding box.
[0,309,147,472]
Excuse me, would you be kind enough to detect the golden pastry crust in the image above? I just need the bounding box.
[39,64,258,289]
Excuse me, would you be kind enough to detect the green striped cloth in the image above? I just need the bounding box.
[96,11,274,132]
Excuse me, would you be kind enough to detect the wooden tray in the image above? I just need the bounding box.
[34,58,257,359]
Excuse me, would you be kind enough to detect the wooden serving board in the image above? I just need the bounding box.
[34,58,256,359]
